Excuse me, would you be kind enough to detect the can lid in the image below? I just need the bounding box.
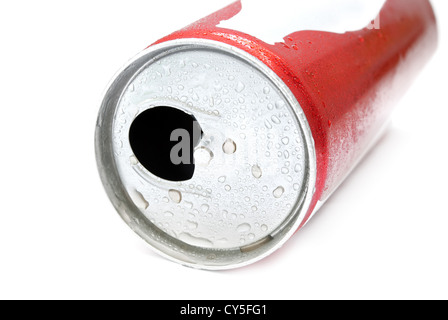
[96,39,316,269]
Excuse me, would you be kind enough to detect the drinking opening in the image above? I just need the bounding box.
[129,106,202,181]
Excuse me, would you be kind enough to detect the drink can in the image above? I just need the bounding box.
[95,0,438,269]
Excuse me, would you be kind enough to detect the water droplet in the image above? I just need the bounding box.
[237,223,251,233]
[164,211,174,218]
[179,233,213,248]
[252,165,263,179]
[194,147,214,167]
[276,100,286,109]
[218,176,226,183]
[225,185,232,192]
[251,206,258,212]
[130,155,138,165]
[271,115,281,124]
[186,221,198,230]
[261,224,268,232]
[264,119,273,129]
[129,84,135,92]
[115,140,123,149]
[281,167,289,174]
[169,189,182,203]
[294,164,302,172]
[178,85,184,91]
[282,137,290,145]
[236,82,245,93]
[201,204,210,213]
[248,233,255,240]
[131,190,149,210]
[263,87,271,94]
[273,186,285,198]
[223,139,237,154]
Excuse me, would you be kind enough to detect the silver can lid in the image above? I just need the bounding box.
[96,39,316,270]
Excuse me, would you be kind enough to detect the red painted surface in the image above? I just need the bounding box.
[153,0,438,227]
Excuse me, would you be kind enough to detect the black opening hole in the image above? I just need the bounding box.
[129,107,202,182]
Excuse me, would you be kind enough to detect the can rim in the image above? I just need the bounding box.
[95,38,317,270]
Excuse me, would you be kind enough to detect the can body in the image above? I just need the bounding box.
[155,0,438,227]
[96,0,438,269]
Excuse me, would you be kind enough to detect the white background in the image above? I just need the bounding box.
[0,0,447,300]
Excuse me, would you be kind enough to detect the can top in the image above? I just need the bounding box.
[96,39,316,269]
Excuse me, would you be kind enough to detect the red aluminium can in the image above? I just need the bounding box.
[96,0,438,269]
